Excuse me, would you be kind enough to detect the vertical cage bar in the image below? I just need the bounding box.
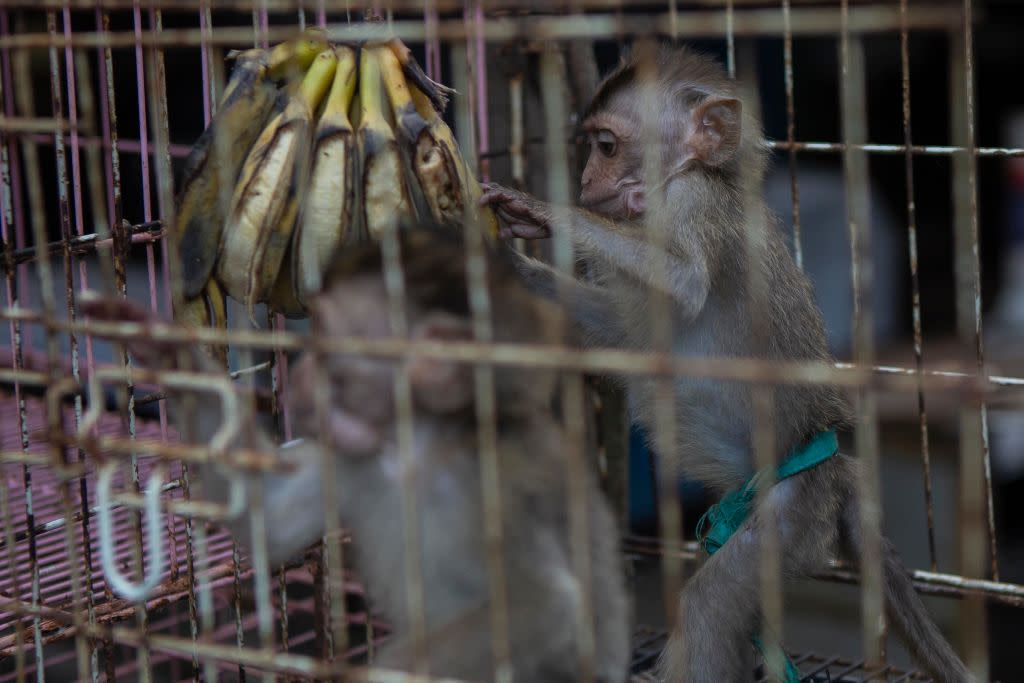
[423,0,440,82]
[725,0,735,77]
[839,4,885,669]
[55,8,102,678]
[540,43,596,683]
[632,39,685,664]
[462,138,514,683]
[0,30,29,678]
[897,0,938,572]
[130,7,160,680]
[781,0,802,270]
[146,8,183,594]
[462,9,513,683]
[311,317,349,665]
[472,3,489,182]
[378,220,428,676]
[951,0,993,677]
[9,13,52,680]
[4,9,31,304]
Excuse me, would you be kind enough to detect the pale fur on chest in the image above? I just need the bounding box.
[599,268,757,489]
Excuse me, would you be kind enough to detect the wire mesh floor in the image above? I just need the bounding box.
[628,628,931,683]
[0,389,936,681]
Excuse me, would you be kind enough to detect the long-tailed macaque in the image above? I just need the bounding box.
[81,227,630,682]
[480,46,970,683]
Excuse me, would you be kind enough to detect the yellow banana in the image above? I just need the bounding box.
[175,34,325,301]
[358,46,412,241]
[217,48,337,320]
[292,45,359,307]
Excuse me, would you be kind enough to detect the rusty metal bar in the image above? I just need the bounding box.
[21,314,1024,396]
[6,127,1024,163]
[0,28,29,679]
[540,43,597,682]
[633,39,685,667]
[950,0,992,677]
[462,9,513,682]
[0,6,968,51]
[897,0,938,574]
[623,536,1024,607]
[781,0,802,270]
[840,1,885,668]
[10,10,57,680]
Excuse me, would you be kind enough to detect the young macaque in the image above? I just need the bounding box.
[481,46,970,682]
[82,227,631,683]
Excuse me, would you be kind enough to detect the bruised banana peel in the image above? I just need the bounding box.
[175,50,277,301]
[176,34,325,302]
[408,81,499,240]
[358,46,413,241]
[217,48,337,320]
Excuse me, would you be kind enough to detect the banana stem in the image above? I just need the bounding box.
[322,46,358,124]
[266,31,328,80]
[359,47,388,128]
[377,45,416,119]
[297,50,338,111]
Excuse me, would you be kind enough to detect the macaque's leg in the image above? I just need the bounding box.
[658,459,846,682]
[512,253,626,348]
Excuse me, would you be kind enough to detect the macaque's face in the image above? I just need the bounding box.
[580,106,647,221]
[579,85,743,221]
[289,272,476,455]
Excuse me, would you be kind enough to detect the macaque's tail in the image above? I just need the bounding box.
[839,502,973,683]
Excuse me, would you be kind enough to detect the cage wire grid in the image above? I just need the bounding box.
[0,0,1016,681]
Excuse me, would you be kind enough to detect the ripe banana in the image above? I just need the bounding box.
[217,48,337,319]
[358,46,413,241]
[175,49,276,301]
[175,33,326,301]
[291,45,359,307]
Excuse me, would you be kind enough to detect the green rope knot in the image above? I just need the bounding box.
[695,430,840,682]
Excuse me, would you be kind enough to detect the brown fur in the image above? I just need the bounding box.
[481,45,970,683]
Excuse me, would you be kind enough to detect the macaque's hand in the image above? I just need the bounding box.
[479,183,553,241]
[288,353,386,458]
[79,294,176,370]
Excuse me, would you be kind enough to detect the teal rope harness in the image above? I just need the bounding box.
[695,430,840,683]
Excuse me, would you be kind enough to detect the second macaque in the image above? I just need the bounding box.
[82,227,630,682]
[481,46,969,682]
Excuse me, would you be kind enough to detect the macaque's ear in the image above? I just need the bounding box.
[687,96,742,167]
[409,313,475,415]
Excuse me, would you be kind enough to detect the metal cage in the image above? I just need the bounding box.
[0,1,1020,681]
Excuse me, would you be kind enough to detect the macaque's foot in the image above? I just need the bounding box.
[479,183,553,240]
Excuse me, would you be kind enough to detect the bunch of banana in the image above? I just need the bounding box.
[173,31,499,329]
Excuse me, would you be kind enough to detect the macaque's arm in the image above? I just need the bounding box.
[482,184,709,319]
[79,296,322,567]
[511,252,626,348]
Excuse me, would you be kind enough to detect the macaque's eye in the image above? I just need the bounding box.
[595,130,618,158]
